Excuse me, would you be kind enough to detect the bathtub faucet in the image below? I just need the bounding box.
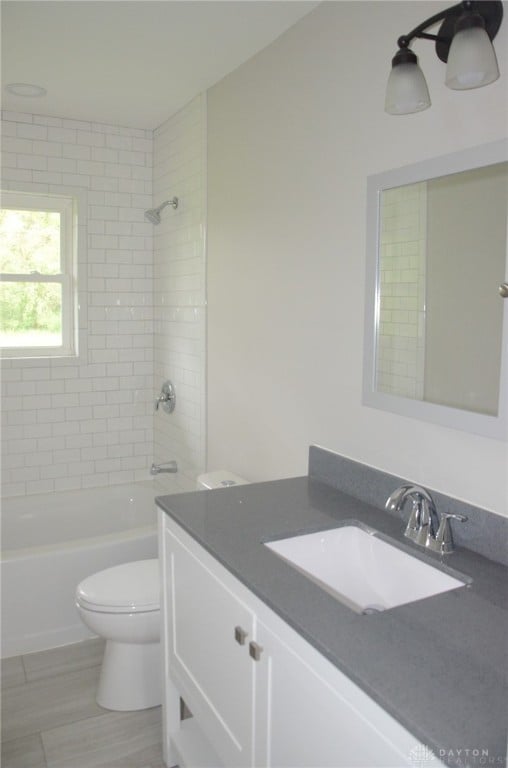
[150,461,178,475]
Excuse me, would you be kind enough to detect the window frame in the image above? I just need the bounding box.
[0,190,78,359]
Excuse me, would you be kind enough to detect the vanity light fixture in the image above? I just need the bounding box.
[385,0,503,115]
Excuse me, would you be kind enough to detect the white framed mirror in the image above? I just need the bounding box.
[363,140,508,440]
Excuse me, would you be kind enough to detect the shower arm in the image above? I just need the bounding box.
[159,197,178,213]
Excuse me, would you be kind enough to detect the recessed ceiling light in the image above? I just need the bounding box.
[5,83,47,97]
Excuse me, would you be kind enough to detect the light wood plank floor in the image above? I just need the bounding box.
[1,639,168,768]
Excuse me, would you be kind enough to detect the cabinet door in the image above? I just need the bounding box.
[164,523,255,768]
[255,618,418,768]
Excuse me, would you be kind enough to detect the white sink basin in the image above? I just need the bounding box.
[265,525,468,614]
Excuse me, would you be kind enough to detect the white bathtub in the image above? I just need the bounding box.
[1,481,165,658]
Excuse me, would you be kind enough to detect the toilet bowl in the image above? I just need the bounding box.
[76,471,248,712]
[76,559,160,711]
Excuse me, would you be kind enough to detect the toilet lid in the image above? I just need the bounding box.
[76,559,159,613]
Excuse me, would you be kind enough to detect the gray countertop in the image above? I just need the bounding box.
[156,476,508,767]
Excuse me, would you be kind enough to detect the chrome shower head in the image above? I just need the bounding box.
[144,197,178,225]
[145,208,161,225]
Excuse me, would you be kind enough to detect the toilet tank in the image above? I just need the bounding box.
[197,471,249,490]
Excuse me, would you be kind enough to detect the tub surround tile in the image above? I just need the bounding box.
[1,111,154,497]
[1,666,103,741]
[22,638,105,682]
[309,444,508,566]
[0,733,47,768]
[41,707,162,768]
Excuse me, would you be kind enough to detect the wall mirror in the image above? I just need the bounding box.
[363,140,508,440]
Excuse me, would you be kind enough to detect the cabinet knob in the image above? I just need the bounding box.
[249,641,263,661]
[234,626,248,645]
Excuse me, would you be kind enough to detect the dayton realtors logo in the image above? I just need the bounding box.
[438,749,505,766]
[409,745,505,767]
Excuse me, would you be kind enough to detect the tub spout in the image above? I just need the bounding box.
[150,461,178,475]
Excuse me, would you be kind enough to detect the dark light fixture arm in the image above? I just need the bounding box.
[394,0,503,62]
[397,2,463,50]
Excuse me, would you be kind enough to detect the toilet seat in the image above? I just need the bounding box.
[76,559,159,614]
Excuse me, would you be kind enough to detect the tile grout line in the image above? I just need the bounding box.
[39,730,50,768]
[20,652,29,684]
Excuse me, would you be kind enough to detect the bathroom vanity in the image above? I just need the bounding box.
[156,458,508,768]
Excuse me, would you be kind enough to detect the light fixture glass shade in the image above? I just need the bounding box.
[385,60,431,115]
[445,26,500,90]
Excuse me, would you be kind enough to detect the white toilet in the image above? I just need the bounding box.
[75,470,248,711]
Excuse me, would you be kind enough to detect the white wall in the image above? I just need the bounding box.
[207,1,508,514]
[1,111,154,496]
[152,95,207,493]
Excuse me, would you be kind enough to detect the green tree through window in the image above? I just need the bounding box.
[0,191,77,357]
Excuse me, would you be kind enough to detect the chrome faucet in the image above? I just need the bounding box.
[150,460,178,475]
[385,484,467,554]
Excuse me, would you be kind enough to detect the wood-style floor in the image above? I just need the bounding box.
[1,638,167,768]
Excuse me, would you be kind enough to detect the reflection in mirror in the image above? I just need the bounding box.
[377,163,507,416]
[364,140,508,439]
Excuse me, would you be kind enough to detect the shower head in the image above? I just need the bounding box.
[145,208,162,225]
[144,197,178,225]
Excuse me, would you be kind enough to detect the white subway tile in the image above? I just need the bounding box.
[26,479,55,495]
[1,106,184,496]
[17,154,47,171]
[92,377,119,392]
[80,419,108,434]
[2,110,33,123]
[61,173,90,188]
[52,421,80,436]
[33,171,63,185]
[91,175,118,191]
[47,126,77,143]
[77,130,105,147]
[106,134,132,150]
[64,378,93,393]
[61,118,91,130]
[76,159,104,176]
[65,433,93,449]
[9,438,37,453]
[81,473,110,488]
[37,408,66,423]
[68,460,94,476]
[33,115,62,127]
[2,167,32,182]
[17,123,47,140]
[2,136,33,153]
[7,410,37,426]
[108,470,133,484]
[39,463,72,480]
[105,162,131,178]
[63,143,91,160]
[47,157,76,173]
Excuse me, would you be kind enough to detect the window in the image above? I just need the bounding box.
[0,190,77,358]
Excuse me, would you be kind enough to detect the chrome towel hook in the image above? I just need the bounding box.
[155,380,176,414]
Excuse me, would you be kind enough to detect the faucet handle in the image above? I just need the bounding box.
[433,513,468,555]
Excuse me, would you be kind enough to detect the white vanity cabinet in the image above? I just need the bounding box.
[161,517,256,767]
[159,509,436,768]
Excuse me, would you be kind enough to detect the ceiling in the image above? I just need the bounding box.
[1,1,319,130]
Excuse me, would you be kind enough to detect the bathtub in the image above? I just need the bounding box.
[1,481,165,658]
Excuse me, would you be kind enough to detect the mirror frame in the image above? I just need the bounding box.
[363,139,508,440]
